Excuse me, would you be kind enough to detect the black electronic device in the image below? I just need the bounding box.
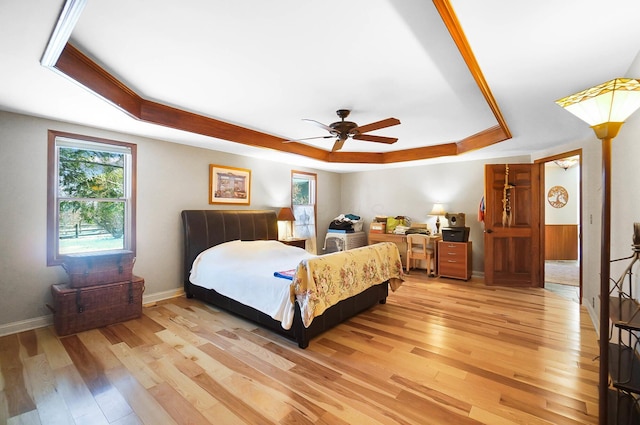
[442,227,470,242]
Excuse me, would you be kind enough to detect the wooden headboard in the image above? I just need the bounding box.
[181,209,279,286]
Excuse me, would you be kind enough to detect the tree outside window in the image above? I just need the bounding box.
[48,131,136,265]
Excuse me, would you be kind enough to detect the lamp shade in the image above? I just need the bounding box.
[429,203,445,216]
[555,78,640,126]
[277,207,295,221]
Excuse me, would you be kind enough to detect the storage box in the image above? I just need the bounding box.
[50,276,144,336]
[324,231,367,253]
[370,222,386,233]
[62,250,135,288]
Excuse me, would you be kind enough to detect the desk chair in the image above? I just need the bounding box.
[406,234,434,275]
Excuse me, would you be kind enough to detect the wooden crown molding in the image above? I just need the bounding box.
[45,0,511,165]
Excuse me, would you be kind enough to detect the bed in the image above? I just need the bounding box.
[181,209,403,348]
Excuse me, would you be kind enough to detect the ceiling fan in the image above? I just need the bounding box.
[292,109,400,152]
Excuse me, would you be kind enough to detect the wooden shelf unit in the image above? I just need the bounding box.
[607,249,640,423]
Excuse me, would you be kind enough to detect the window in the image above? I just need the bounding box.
[291,171,317,252]
[47,130,136,265]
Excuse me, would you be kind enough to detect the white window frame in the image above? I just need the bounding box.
[291,171,317,252]
[47,130,137,265]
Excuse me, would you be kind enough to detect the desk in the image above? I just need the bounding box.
[368,233,441,274]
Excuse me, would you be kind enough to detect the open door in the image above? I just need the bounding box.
[484,163,542,287]
[537,150,583,303]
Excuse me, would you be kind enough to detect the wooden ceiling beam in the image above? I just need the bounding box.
[456,125,510,154]
[47,0,512,165]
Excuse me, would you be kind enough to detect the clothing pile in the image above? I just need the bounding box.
[328,214,362,233]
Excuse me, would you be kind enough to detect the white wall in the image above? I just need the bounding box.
[5,85,640,335]
[544,163,579,224]
[0,110,341,331]
[533,71,640,330]
[610,102,640,306]
[340,155,530,273]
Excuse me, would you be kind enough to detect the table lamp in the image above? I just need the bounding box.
[429,203,446,234]
[277,207,296,240]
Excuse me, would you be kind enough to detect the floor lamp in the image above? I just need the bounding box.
[556,78,640,424]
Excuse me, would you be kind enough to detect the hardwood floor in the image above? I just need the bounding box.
[1,273,600,424]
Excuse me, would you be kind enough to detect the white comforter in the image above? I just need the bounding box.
[189,240,313,329]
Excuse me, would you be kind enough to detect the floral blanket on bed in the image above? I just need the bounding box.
[292,242,404,328]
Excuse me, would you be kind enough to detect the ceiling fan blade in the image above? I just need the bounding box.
[331,138,346,152]
[283,135,333,144]
[302,119,335,134]
[354,117,401,134]
[353,134,398,144]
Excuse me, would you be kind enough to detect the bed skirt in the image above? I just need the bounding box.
[186,280,388,348]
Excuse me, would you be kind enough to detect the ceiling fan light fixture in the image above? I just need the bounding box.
[553,158,578,170]
[299,109,400,151]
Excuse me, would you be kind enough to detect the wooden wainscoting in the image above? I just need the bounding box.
[545,224,578,260]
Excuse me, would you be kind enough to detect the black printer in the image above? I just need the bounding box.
[441,227,470,242]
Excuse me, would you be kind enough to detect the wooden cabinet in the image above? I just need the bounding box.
[438,241,472,280]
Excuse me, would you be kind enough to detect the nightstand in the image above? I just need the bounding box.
[281,238,306,249]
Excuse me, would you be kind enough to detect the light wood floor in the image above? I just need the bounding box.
[1,273,600,424]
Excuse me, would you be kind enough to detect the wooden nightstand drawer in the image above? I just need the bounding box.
[281,238,306,249]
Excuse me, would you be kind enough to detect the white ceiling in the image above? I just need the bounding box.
[2,0,640,172]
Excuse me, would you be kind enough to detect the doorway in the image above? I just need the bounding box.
[537,150,582,303]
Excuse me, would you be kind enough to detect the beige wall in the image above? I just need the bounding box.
[339,155,530,273]
[4,77,640,335]
[0,111,341,332]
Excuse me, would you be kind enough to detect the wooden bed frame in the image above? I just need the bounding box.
[181,209,389,348]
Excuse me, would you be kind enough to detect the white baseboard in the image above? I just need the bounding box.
[471,271,485,279]
[142,288,185,305]
[0,315,53,337]
[584,300,599,336]
[0,288,185,337]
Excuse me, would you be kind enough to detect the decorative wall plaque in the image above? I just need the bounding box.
[547,185,568,208]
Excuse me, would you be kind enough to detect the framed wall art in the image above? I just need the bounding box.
[209,164,251,205]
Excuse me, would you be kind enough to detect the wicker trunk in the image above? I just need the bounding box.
[51,276,144,336]
[62,250,135,288]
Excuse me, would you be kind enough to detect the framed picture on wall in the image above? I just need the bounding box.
[209,164,251,205]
